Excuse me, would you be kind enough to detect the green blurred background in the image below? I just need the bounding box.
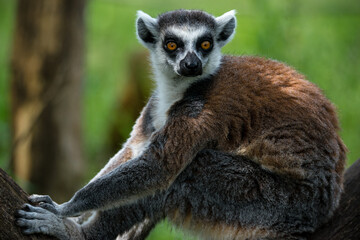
[0,0,359,239]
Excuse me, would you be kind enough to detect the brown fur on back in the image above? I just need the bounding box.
[207,56,346,181]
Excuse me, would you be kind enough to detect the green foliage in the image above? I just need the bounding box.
[147,220,197,240]
[0,0,359,239]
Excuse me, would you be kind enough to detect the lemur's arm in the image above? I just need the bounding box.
[38,98,216,217]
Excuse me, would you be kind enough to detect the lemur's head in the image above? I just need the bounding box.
[136,10,236,80]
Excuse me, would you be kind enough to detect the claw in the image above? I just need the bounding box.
[17,210,26,217]
[21,203,31,211]
[14,209,22,218]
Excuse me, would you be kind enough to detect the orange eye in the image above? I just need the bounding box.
[201,41,211,50]
[166,42,177,51]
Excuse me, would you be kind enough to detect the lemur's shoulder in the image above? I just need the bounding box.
[218,55,307,85]
[213,55,331,111]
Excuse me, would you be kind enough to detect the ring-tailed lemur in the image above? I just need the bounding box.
[16,9,346,240]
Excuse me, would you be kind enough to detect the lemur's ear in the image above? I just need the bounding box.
[215,10,237,47]
[136,11,159,48]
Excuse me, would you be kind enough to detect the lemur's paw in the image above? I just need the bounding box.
[16,203,66,237]
[29,194,60,214]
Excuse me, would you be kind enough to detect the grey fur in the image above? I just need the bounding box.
[157,10,216,29]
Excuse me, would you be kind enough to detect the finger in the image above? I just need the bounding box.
[22,225,50,235]
[16,210,48,220]
[21,203,49,214]
[15,218,29,227]
[16,217,42,227]
[29,194,53,204]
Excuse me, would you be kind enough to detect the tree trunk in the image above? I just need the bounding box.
[0,168,55,239]
[10,0,86,203]
[1,161,359,239]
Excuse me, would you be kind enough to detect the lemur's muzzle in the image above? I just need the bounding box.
[179,52,202,77]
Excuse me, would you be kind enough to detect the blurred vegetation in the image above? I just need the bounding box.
[0,0,359,239]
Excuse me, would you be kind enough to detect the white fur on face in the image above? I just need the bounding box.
[151,25,223,82]
[160,26,221,78]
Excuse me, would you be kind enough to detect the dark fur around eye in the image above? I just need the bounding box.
[196,35,213,55]
[163,35,184,56]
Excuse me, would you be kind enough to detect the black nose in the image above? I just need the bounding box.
[185,60,199,70]
[179,52,202,77]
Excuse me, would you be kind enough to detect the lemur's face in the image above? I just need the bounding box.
[136,10,236,79]
[160,26,215,77]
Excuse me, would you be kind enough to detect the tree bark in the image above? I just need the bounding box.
[10,0,86,203]
[1,161,360,239]
[0,168,55,239]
